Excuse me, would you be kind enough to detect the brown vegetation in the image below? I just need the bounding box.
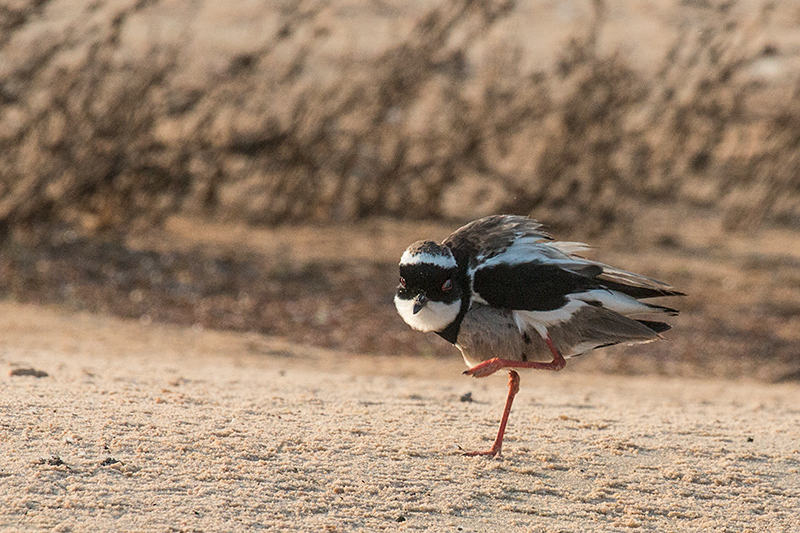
[2,0,799,236]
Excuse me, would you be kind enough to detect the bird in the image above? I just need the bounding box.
[394,215,683,457]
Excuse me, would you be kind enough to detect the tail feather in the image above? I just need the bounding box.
[636,319,672,334]
[542,305,664,358]
[644,302,680,316]
[595,277,685,300]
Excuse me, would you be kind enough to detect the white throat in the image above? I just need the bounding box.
[394,295,461,333]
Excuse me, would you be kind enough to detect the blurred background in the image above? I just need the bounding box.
[1,0,799,380]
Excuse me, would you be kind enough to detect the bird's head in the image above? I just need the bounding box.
[394,240,463,333]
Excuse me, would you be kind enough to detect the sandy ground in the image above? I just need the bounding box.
[1,302,798,532]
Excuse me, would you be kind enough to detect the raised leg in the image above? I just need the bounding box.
[463,336,566,378]
[463,370,520,457]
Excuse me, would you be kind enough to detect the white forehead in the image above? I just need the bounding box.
[400,249,457,269]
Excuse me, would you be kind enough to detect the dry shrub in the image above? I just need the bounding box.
[1,0,799,238]
[203,0,531,224]
[0,38,188,236]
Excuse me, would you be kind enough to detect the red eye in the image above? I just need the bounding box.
[399,277,406,287]
[442,279,453,291]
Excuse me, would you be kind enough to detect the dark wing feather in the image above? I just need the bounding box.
[593,277,685,300]
[443,215,551,267]
[593,264,685,299]
[447,214,683,314]
[472,262,597,311]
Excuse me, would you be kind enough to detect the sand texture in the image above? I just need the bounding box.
[1,302,798,532]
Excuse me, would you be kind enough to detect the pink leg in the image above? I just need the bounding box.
[463,370,520,457]
[462,336,566,457]
[463,336,566,378]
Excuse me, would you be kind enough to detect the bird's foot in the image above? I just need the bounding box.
[463,358,505,378]
[457,443,502,458]
[462,447,502,458]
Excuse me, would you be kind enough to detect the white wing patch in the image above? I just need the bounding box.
[477,235,552,267]
[549,241,591,254]
[511,290,666,339]
[572,289,657,316]
[475,235,594,270]
[512,300,585,336]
